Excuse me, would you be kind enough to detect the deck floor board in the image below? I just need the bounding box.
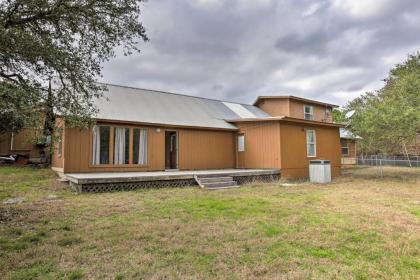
[65,169,280,184]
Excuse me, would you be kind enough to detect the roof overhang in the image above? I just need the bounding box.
[93,118,239,131]
[253,95,339,108]
[226,116,344,127]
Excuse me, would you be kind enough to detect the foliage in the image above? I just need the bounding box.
[344,53,420,154]
[0,0,148,134]
[332,108,346,123]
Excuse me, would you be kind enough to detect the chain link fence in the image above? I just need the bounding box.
[357,155,420,167]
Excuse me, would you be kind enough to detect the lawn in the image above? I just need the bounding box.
[0,166,419,279]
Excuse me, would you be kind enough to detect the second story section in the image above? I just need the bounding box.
[253,96,338,123]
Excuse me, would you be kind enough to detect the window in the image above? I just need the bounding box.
[92,125,148,166]
[341,142,349,156]
[304,105,314,120]
[325,107,332,120]
[133,128,148,165]
[114,127,130,164]
[238,135,245,152]
[92,125,110,164]
[325,107,331,115]
[306,129,316,157]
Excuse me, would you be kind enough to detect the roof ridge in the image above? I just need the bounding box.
[98,82,253,106]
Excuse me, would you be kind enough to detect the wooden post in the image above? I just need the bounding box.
[403,143,412,167]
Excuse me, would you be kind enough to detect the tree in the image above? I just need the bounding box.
[344,53,420,154]
[0,0,148,136]
[332,108,346,123]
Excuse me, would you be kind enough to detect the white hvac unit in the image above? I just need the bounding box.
[309,160,331,183]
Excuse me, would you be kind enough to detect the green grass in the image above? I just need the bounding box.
[0,166,419,279]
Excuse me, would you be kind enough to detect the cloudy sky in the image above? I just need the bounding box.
[101,0,420,106]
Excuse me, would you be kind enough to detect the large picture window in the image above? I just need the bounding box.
[114,127,130,165]
[92,125,110,165]
[306,129,316,157]
[133,128,148,165]
[92,125,148,166]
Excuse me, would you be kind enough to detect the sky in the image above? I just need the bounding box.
[101,0,420,106]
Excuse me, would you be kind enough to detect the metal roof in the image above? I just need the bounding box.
[340,128,361,139]
[93,84,270,130]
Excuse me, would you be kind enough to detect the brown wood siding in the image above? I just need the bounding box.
[236,121,281,169]
[288,100,333,122]
[256,98,333,122]
[340,139,357,166]
[178,129,235,170]
[340,139,356,158]
[51,119,65,168]
[63,124,165,173]
[279,122,341,179]
[62,122,235,173]
[0,129,41,158]
[256,99,289,117]
[0,133,11,155]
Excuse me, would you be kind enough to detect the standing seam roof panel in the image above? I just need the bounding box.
[93,84,270,129]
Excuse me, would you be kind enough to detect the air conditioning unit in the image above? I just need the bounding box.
[309,160,331,183]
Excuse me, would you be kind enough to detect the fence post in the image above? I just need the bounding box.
[380,159,383,178]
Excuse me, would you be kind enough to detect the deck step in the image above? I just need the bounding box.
[206,185,241,190]
[198,176,233,184]
[201,181,237,188]
[194,176,239,190]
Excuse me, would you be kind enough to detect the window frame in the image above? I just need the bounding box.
[90,124,149,168]
[91,125,112,165]
[341,142,349,157]
[304,105,314,120]
[306,129,316,157]
[237,134,245,152]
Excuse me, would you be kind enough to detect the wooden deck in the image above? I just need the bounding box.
[65,169,280,185]
[64,169,280,193]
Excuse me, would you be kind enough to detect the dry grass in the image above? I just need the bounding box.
[0,166,419,279]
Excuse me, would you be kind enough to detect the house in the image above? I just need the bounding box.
[340,128,360,166]
[51,84,343,190]
[0,128,44,162]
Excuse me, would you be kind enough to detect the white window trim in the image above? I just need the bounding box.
[304,105,314,120]
[306,129,316,157]
[238,135,245,152]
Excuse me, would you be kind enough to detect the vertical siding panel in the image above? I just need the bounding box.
[61,123,235,173]
[236,121,281,169]
[280,123,341,178]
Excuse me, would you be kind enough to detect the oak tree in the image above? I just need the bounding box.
[0,0,148,135]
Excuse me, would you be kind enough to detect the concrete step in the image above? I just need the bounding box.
[199,176,233,184]
[201,181,237,188]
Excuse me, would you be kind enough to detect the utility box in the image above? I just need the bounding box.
[309,160,331,183]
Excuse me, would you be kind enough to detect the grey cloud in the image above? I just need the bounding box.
[101,0,420,106]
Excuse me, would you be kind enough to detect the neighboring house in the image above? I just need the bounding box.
[51,84,342,179]
[340,128,360,166]
[0,129,43,161]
